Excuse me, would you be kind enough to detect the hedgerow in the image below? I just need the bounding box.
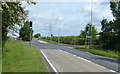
[41,36,100,45]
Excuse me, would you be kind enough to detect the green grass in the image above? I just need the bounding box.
[40,39,65,45]
[75,45,119,60]
[2,40,49,72]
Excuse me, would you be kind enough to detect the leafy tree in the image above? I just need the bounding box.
[2,2,28,50]
[79,30,86,38]
[19,21,33,41]
[99,1,120,51]
[1,2,36,51]
[34,33,41,38]
[79,23,98,38]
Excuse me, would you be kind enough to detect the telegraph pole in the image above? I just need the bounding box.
[58,23,60,43]
[90,0,93,49]
[50,22,52,41]
[57,17,63,43]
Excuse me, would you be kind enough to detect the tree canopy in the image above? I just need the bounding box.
[99,1,120,51]
[2,2,28,48]
[34,33,41,38]
[2,2,36,51]
[19,21,33,41]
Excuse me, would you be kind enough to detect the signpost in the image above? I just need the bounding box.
[86,36,93,38]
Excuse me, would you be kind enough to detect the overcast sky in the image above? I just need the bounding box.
[23,1,114,36]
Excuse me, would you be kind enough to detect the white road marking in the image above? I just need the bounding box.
[59,50,63,51]
[79,57,92,63]
[40,50,59,74]
[64,51,68,53]
[59,50,68,53]
[67,47,73,49]
[59,50,117,73]
[110,70,116,72]
[38,40,47,43]
[73,55,77,57]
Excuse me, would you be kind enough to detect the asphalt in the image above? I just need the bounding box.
[32,39,120,73]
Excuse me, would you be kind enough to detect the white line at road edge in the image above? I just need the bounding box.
[109,70,117,73]
[40,50,59,74]
[38,40,47,43]
[60,50,117,73]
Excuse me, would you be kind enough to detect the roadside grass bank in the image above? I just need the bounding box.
[75,45,119,60]
[40,39,65,45]
[2,40,48,72]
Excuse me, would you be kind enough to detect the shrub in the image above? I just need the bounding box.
[41,36,100,45]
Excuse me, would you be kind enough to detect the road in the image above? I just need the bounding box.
[32,39,119,73]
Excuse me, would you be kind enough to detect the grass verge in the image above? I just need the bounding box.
[2,40,48,72]
[40,39,65,45]
[75,45,119,60]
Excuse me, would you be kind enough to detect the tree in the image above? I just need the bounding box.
[19,21,33,41]
[99,1,120,51]
[2,2,36,51]
[99,19,116,50]
[79,23,98,38]
[2,2,28,50]
[34,33,41,38]
[79,30,86,38]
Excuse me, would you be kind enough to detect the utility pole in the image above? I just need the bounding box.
[90,0,93,49]
[57,17,63,43]
[49,22,52,41]
[58,23,60,43]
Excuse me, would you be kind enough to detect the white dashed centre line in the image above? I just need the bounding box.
[59,50,117,73]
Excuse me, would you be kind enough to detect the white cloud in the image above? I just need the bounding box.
[34,0,110,2]
[23,2,114,36]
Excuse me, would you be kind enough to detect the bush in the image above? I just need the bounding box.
[41,36,100,45]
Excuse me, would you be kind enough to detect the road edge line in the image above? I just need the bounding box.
[60,50,117,73]
[40,50,59,73]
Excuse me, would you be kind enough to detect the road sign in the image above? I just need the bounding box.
[86,36,93,38]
